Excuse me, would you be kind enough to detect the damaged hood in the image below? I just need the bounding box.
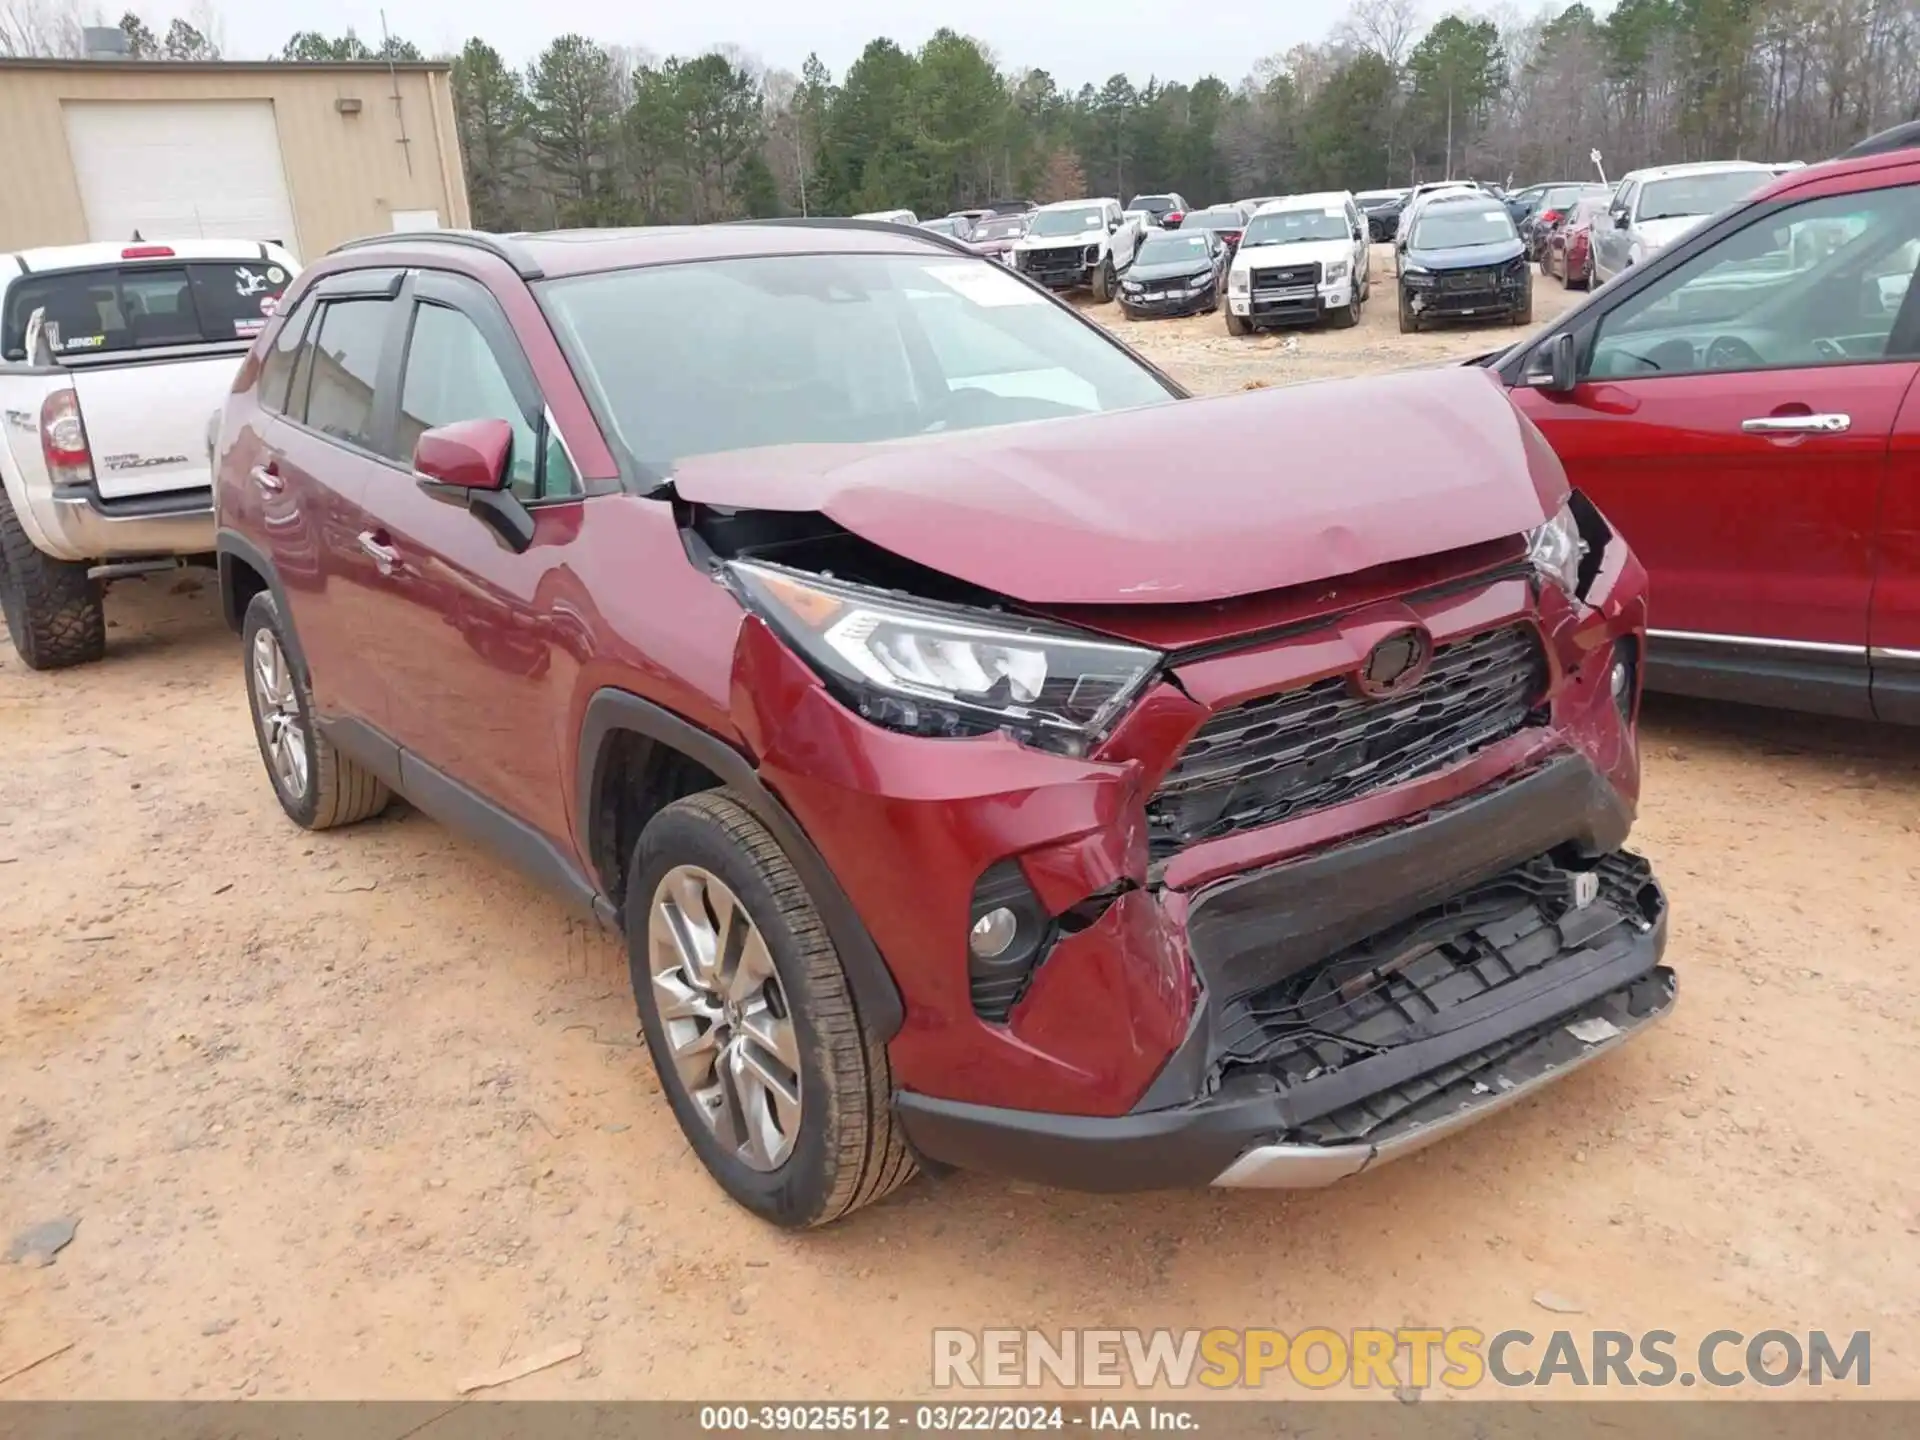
[672,367,1565,607]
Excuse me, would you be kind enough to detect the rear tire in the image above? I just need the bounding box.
[1225,307,1250,337]
[241,590,390,830]
[0,490,105,671]
[628,790,917,1228]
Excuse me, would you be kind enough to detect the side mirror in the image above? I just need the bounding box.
[1108,218,1120,233]
[413,418,513,491]
[1523,331,1579,394]
[1612,212,1629,230]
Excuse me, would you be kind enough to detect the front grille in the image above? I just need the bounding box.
[1146,623,1548,857]
[1251,262,1321,291]
[1438,266,1498,291]
[1023,245,1087,278]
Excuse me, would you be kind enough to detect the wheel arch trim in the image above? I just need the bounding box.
[215,530,309,683]
[575,686,905,1041]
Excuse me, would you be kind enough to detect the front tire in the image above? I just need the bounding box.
[0,491,105,670]
[241,590,389,830]
[1398,291,1421,333]
[1513,285,1535,327]
[1225,306,1250,337]
[1091,258,1116,303]
[628,790,916,1228]
[1334,291,1362,328]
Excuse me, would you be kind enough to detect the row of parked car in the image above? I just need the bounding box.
[1,123,1914,1232]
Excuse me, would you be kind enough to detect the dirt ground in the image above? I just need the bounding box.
[2,248,1917,1402]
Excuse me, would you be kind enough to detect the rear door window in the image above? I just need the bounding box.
[1,260,294,359]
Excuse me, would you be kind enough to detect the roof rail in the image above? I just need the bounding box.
[326,228,544,280]
[1836,120,1920,161]
[721,215,981,260]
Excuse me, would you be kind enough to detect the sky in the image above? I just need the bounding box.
[204,0,1359,87]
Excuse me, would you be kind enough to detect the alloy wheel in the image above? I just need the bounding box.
[648,864,802,1172]
[250,626,309,800]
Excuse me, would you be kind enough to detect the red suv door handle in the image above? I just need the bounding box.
[357,531,401,575]
[249,462,283,493]
[1741,412,1850,435]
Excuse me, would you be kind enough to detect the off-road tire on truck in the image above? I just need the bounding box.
[241,591,390,830]
[0,490,106,670]
[1224,306,1251,337]
[628,790,917,1229]
[1091,258,1117,303]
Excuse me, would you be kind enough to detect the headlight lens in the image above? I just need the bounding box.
[1228,271,1248,293]
[1526,499,1589,596]
[1325,260,1349,282]
[727,561,1161,755]
[1401,267,1434,287]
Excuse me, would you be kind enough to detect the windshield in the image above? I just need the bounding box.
[1128,196,1176,216]
[1638,171,1770,222]
[1135,233,1212,266]
[1029,208,1104,237]
[975,216,1027,241]
[921,217,969,238]
[539,254,1176,469]
[2,259,293,360]
[1242,207,1350,247]
[1181,209,1243,231]
[1412,204,1517,250]
[1538,186,1591,213]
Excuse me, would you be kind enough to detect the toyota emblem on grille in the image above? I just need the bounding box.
[1352,627,1433,698]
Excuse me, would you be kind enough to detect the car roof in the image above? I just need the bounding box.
[1257,191,1352,213]
[1037,197,1117,211]
[319,223,972,283]
[1741,140,1920,206]
[1619,160,1772,184]
[4,238,295,275]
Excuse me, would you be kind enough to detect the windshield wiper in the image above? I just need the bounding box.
[1637,212,1703,223]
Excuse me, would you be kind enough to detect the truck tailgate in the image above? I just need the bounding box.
[70,353,244,499]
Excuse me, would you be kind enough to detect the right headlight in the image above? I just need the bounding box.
[1526,498,1589,596]
[1401,267,1435,287]
[1228,270,1249,293]
[727,561,1161,756]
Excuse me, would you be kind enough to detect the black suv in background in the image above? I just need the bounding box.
[1127,193,1190,230]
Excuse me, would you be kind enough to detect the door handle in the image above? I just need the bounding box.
[1741,413,1851,435]
[249,463,284,493]
[357,531,401,574]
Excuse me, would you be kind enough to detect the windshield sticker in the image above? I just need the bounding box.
[259,295,278,316]
[925,263,1045,307]
[267,266,286,284]
[235,318,266,337]
[61,334,106,351]
[235,268,269,298]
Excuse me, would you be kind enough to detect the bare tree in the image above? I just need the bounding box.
[0,0,85,56]
[1340,0,1423,69]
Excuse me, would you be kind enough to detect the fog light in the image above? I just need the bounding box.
[969,907,1018,959]
[1611,660,1630,700]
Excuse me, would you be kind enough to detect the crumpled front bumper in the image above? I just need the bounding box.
[890,753,1673,1192]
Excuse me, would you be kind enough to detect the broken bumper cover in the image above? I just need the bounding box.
[895,852,1672,1194]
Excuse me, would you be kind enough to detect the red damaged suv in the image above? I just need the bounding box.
[213,221,1671,1227]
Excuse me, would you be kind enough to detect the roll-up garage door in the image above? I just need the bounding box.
[62,100,300,256]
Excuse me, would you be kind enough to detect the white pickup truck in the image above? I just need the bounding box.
[0,239,298,669]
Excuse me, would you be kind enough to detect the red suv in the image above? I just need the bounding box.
[213,221,1671,1227]
[1490,142,1920,724]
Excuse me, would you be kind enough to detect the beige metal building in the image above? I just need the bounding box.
[0,59,471,264]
